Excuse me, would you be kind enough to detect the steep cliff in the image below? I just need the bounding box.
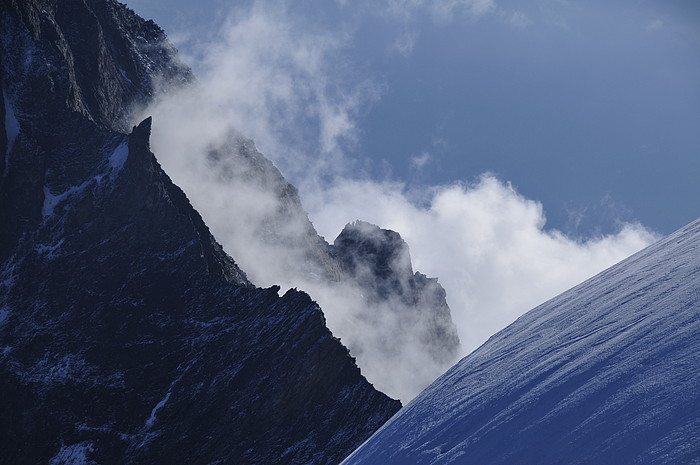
[0,1,400,463]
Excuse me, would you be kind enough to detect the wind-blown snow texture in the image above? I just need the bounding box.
[343,219,700,464]
[0,1,399,463]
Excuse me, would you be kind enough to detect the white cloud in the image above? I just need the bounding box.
[305,175,657,353]
[138,1,658,401]
[141,2,376,183]
[410,151,432,169]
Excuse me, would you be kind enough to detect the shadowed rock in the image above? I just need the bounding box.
[0,1,400,463]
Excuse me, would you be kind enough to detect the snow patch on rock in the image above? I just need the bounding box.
[119,68,132,85]
[41,140,128,218]
[145,390,172,430]
[108,140,129,178]
[36,239,65,258]
[49,441,95,465]
[42,182,91,217]
[0,261,17,290]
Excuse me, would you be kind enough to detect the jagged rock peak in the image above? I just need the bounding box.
[1,0,192,132]
[334,220,415,284]
[171,127,464,400]
[131,115,152,148]
[332,219,461,371]
[133,115,153,134]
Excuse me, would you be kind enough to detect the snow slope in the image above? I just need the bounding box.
[343,218,700,464]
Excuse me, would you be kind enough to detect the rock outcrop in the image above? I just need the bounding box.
[332,220,460,366]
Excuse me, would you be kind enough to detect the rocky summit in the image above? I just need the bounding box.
[332,220,460,367]
[0,1,400,464]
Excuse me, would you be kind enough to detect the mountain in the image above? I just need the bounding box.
[331,220,460,373]
[0,1,400,463]
[196,131,461,401]
[342,219,700,464]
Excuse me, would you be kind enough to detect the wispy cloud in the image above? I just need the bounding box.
[390,29,419,57]
[646,18,664,32]
[142,2,377,182]
[504,10,533,29]
[410,151,432,169]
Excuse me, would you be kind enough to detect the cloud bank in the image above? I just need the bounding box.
[306,176,656,353]
[137,1,658,401]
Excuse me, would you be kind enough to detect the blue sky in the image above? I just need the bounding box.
[357,2,700,236]
[126,0,699,237]
[127,0,687,368]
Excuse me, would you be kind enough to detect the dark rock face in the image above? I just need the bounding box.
[332,221,460,366]
[0,1,400,463]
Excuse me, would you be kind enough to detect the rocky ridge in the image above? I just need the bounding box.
[0,1,400,463]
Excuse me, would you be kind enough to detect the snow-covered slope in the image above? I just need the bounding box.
[343,218,700,464]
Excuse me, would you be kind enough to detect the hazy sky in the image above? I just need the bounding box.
[126,0,699,237]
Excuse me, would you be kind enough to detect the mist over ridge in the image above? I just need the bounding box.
[5,0,695,462]
[135,1,658,399]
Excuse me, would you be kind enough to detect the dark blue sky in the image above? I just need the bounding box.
[126,0,699,236]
